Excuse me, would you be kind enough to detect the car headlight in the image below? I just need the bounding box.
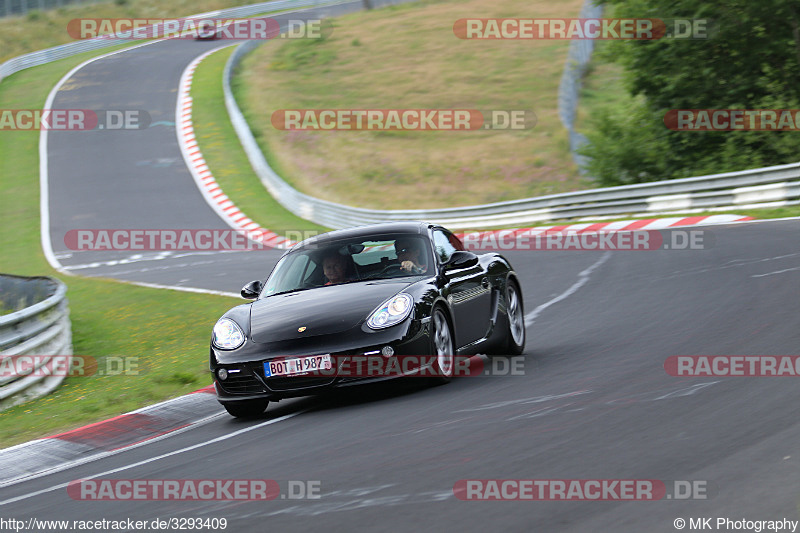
[212,318,245,350]
[367,293,413,329]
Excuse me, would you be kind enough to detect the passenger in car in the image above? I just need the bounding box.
[323,252,355,285]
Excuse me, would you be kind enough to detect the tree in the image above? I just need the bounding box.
[581,0,800,184]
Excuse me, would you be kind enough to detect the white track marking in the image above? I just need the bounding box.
[652,382,720,401]
[524,252,611,327]
[456,390,593,413]
[40,40,167,274]
[111,279,239,298]
[0,410,308,507]
[60,250,247,271]
[751,265,800,278]
[663,252,800,280]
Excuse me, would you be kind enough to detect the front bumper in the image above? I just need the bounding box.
[212,320,431,404]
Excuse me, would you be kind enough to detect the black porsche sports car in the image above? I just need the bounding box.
[210,222,525,418]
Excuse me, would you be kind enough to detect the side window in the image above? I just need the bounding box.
[433,230,457,264]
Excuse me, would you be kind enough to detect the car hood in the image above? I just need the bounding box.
[249,279,415,343]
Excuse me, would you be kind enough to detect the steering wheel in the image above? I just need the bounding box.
[376,263,405,276]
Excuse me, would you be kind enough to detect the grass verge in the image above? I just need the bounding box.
[190,45,328,236]
[234,0,589,210]
[574,39,631,135]
[195,2,799,228]
[0,48,237,449]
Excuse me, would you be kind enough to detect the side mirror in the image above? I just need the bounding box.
[444,251,479,271]
[241,280,263,299]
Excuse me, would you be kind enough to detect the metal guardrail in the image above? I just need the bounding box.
[0,0,353,83]
[224,40,800,229]
[0,275,72,411]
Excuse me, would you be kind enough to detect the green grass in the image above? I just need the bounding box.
[190,46,328,237]
[650,205,800,222]
[574,39,632,135]
[188,1,800,229]
[0,48,238,449]
[732,205,800,220]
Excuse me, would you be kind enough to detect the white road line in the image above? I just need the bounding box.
[60,250,252,271]
[456,390,593,413]
[40,40,166,275]
[111,279,239,298]
[751,266,800,278]
[0,410,308,507]
[524,252,612,327]
[652,382,720,401]
[664,252,800,279]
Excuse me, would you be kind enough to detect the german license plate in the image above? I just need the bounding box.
[264,355,332,377]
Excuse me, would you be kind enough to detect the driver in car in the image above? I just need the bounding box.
[323,252,353,285]
[394,238,428,274]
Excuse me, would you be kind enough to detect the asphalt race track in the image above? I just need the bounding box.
[4,3,800,532]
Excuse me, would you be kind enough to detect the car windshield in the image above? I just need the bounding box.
[261,234,433,297]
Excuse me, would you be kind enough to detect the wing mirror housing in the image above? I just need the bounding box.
[443,251,479,271]
[241,280,263,299]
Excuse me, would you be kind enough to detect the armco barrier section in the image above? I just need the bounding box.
[0,275,72,411]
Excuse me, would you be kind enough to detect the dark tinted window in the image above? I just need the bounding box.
[262,234,432,296]
[433,230,458,263]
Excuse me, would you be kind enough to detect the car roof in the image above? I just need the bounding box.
[286,222,434,253]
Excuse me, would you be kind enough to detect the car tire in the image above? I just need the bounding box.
[223,399,269,418]
[431,307,455,384]
[503,281,526,356]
